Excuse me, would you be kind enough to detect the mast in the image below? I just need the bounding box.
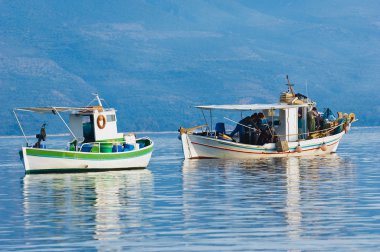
[286,75,295,96]
[95,94,103,107]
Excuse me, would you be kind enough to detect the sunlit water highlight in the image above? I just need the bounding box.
[0,127,379,251]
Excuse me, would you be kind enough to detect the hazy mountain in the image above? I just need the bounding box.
[1,0,379,136]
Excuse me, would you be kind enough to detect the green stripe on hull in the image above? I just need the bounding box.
[26,167,146,174]
[25,145,153,160]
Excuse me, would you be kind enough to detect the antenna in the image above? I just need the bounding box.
[91,93,103,107]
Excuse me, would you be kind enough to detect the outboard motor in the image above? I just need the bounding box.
[33,123,47,148]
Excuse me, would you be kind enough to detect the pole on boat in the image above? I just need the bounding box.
[87,93,104,107]
[13,110,29,146]
[90,93,103,107]
[200,109,210,133]
[53,107,77,140]
[286,75,295,96]
[210,110,213,135]
[95,94,103,107]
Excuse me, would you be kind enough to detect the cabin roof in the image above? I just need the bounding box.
[195,103,311,111]
[14,106,103,113]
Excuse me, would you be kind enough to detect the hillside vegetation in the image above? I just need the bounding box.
[1,1,379,135]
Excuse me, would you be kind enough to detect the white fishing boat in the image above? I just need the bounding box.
[14,95,153,174]
[179,77,356,159]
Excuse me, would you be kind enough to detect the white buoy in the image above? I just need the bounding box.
[320,143,327,151]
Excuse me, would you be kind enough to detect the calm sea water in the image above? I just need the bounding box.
[0,127,380,251]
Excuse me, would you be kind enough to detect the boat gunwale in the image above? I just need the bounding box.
[23,140,154,160]
[186,131,344,154]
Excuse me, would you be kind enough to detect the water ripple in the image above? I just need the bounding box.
[0,129,380,251]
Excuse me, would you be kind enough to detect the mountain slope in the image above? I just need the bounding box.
[1,0,379,135]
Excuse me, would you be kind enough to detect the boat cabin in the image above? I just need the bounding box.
[13,95,128,150]
[69,107,123,143]
[196,102,311,144]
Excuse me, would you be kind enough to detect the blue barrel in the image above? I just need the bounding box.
[123,144,134,151]
[112,145,123,152]
[81,144,92,152]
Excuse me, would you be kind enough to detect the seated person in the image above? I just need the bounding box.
[229,113,256,138]
[334,112,345,134]
[257,113,269,131]
[257,113,274,145]
[257,127,273,145]
[250,113,259,128]
[323,108,336,122]
[307,107,318,136]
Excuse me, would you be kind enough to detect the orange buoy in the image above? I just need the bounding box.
[296,145,302,153]
[320,143,327,151]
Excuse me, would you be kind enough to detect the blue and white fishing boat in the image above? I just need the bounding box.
[179,77,356,159]
[14,95,153,174]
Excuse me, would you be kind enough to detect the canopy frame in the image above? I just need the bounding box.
[13,110,29,146]
[14,106,100,113]
[13,106,85,146]
[195,103,312,111]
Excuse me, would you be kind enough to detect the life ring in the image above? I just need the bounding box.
[97,115,106,129]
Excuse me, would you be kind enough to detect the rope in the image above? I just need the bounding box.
[224,117,257,131]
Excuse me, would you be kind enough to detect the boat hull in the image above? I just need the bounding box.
[180,131,346,159]
[21,141,154,174]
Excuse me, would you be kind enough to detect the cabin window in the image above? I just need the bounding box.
[106,114,116,122]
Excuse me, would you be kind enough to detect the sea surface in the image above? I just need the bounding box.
[0,127,379,251]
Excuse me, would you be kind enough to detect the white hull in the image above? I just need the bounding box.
[22,143,153,174]
[180,131,346,159]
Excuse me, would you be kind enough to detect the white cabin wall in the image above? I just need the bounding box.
[287,108,298,142]
[94,110,123,141]
[277,108,298,142]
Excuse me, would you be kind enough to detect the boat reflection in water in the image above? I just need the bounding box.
[22,170,153,247]
[285,157,301,240]
[181,155,355,246]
